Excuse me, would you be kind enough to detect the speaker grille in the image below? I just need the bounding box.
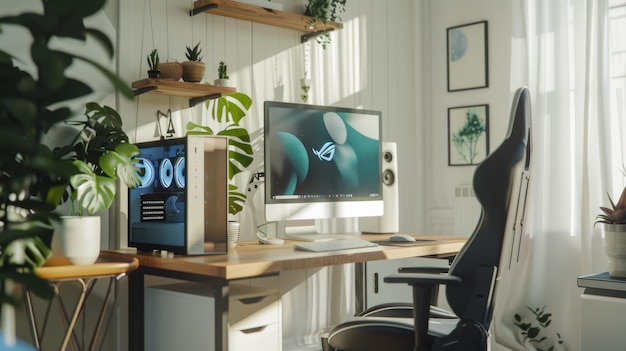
[382,169,395,186]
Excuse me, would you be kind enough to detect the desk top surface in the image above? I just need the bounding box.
[111,234,466,280]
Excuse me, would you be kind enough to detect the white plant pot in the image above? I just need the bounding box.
[51,216,101,265]
[214,78,231,87]
[604,224,626,278]
[227,221,241,249]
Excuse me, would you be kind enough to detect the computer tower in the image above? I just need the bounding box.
[128,135,229,255]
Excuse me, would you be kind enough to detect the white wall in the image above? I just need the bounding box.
[425,0,513,235]
[116,0,428,242]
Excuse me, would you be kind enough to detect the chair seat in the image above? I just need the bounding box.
[360,302,457,319]
[327,316,459,351]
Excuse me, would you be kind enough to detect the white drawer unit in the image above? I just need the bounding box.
[145,282,281,351]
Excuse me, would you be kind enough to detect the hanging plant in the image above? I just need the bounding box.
[305,0,347,49]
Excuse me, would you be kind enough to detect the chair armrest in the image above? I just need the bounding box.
[398,266,449,274]
[384,273,462,287]
[396,266,450,306]
[384,273,463,350]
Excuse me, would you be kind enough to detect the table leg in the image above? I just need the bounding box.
[129,268,144,351]
[58,279,89,351]
[214,282,229,351]
[23,289,41,350]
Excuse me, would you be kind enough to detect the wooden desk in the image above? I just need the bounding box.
[118,234,465,351]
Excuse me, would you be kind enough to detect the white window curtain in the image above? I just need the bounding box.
[491,0,623,350]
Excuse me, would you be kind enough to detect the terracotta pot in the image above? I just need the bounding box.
[182,61,206,83]
[604,223,626,277]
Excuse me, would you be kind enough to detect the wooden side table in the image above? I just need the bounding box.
[23,252,138,351]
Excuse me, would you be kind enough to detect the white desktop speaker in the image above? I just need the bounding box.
[360,142,400,233]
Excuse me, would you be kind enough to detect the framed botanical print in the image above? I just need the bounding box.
[448,104,489,166]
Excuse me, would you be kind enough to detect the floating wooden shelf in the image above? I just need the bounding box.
[132,79,236,107]
[190,0,343,42]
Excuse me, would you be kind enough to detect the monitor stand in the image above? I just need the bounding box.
[283,217,360,242]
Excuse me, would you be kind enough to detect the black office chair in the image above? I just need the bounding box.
[326,86,532,351]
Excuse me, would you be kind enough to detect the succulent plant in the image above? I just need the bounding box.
[218,61,229,79]
[185,42,203,62]
[596,187,626,225]
[147,49,159,70]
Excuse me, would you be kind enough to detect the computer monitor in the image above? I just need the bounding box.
[263,101,384,239]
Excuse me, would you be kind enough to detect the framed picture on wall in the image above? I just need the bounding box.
[447,21,489,92]
[448,104,489,166]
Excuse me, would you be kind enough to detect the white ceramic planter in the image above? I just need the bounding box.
[51,216,101,265]
[214,78,231,87]
[227,221,241,249]
[604,224,626,278]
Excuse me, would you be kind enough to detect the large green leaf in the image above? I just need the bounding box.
[205,92,253,125]
[186,122,214,135]
[229,184,246,216]
[99,143,142,188]
[69,160,116,215]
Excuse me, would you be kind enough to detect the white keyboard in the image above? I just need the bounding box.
[293,238,378,252]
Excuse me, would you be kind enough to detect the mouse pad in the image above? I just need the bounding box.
[371,239,441,247]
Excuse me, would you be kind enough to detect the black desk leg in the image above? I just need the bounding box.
[129,269,144,351]
[214,282,229,351]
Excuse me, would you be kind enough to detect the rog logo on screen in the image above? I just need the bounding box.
[312,142,336,162]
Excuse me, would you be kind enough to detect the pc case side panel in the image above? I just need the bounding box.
[203,136,228,253]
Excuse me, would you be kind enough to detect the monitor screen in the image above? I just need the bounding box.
[264,101,384,223]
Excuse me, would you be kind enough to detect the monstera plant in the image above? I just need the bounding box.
[186,92,254,216]
[53,102,141,216]
[0,0,133,316]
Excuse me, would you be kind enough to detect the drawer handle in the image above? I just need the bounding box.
[239,296,265,305]
[240,325,267,334]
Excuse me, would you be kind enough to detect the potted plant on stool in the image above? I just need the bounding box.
[50,102,142,265]
[596,185,626,277]
[0,0,134,346]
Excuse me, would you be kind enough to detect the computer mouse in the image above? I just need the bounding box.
[389,234,417,242]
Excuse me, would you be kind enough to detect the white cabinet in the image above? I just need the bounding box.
[145,282,281,351]
[580,293,626,350]
[578,272,626,350]
[365,257,451,309]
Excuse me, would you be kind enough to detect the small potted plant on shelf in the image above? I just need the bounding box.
[214,61,231,86]
[596,183,626,277]
[182,42,206,83]
[147,49,160,78]
[50,102,142,265]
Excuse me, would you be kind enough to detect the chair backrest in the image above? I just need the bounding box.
[445,87,531,326]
